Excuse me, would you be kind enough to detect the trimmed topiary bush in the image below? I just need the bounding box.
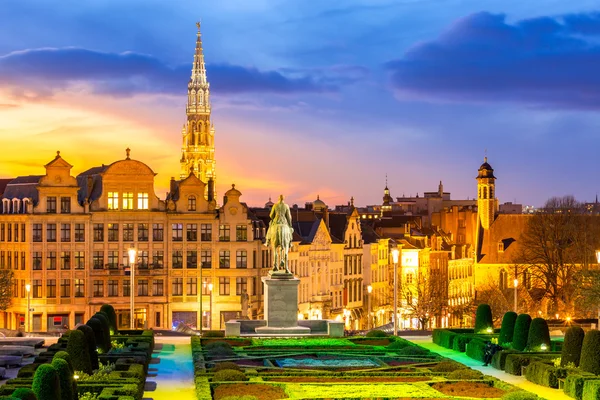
[91,313,111,351]
[387,340,410,350]
[213,362,241,372]
[397,345,429,356]
[202,331,225,338]
[583,380,600,400]
[11,388,37,400]
[564,373,599,400]
[580,330,600,375]
[52,351,73,373]
[32,364,61,400]
[499,311,518,345]
[66,329,92,375]
[448,368,484,380]
[431,361,467,373]
[562,326,585,367]
[365,330,388,338]
[501,390,540,400]
[513,314,532,351]
[86,317,109,353]
[213,369,248,382]
[452,335,471,352]
[475,304,493,334]
[51,358,74,400]
[76,325,98,370]
[526,318,551,351]
[99,304,118,335]
[466,339,486,362]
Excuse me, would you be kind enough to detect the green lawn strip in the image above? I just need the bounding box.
[251,338,356,347]
[282,381,448,399]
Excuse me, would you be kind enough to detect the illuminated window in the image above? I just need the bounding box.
[122,192,133,210]
[188,196,196,211]
[108,192,119,210]
[137,192,149,210]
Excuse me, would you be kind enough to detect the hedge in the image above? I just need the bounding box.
[526,318,551,351]
[513,314,532,351]
[213,370,248,382]
[475,304,493,334]
[499,311,518,345]
[11,388,37,400]
[580,330,600,375]
[491,350,519,371]
[583,380,600,400]
[466,339,486,362]
[100,304,118,335]
[32,364,60,400]
[76,325,99,371]
[524,361,567,388]
[501,391,540,400]
[88,315,111,353]
[452,335,472,352]
[562,326,585,367]
[51,358,75,400]
[66,330,93,375]
[565,374,600,400]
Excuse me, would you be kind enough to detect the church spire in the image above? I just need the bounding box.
[180,22,217,200]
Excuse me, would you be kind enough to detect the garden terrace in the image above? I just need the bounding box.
[192,335,530,400]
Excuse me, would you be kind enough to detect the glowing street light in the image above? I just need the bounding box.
[392,248,399,336]
[25,284,31,334]
[128,247,137,329]
[367,285,373,330]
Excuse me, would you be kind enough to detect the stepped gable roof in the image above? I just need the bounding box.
[360,221,380,244]
[2,175,43,204]
[478,214,531,264]
[76,166,108,204]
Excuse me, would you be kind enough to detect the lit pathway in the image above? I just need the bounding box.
[143,337,195,400]
[407,336,571,400]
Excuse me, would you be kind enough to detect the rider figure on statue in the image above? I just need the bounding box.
[265,194,294,275]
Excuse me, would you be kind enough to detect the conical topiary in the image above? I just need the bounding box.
[512,313,532,351]
[76,324,99,370]
[526,317,550,351]
[580,330,600,375]
[474,304,493,334]
[100,304,118,335]
[66,329,92,374]
[52,351,73,373]
[86,317,109,353]
[32,364,60,400]
[51,358,74,400]
[561,326,585,367]
[92,313,112,351]
[499,311,518,345]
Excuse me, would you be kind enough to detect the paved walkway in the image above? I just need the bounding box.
[143,337,196,400]
[407,337,571,400]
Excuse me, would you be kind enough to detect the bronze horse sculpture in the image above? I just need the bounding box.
[265,195,294,274]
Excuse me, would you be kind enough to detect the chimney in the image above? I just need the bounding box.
[170,177,176,194]
[207,178,214,202]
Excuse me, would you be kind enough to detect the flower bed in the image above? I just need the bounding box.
[431,381,506,398]
[213,383,288,400]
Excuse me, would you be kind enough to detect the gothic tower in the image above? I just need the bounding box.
[180,22,216,198]
[476,157,497,230]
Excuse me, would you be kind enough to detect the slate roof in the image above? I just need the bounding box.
[0,179,13,197]
[327,213,348,243]
[76,166,108,204]
[1,176,43,205]
[477,214,531,264]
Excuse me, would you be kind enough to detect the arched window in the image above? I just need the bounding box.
[188,195,197,211]
[12,199,20,214]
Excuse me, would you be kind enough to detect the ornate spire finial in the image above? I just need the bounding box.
[232,184,235,189]
[484,156,488,163]
[189,165,194,174]
[56,150,60,157]
[350,196,354,206]
[196,21,201,33]
[126,148,131,159]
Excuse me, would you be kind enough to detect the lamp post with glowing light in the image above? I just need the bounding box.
[392,248,399,336]
[367,285,373,330]
[25,284,31,333]
[128,248,137,329]
[208,283,213,330]
[596,250,600,329]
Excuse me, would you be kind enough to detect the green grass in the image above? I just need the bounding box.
[251,338,355,347]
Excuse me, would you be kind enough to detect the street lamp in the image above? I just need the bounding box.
[25,284,31,334]
[128,247,137,330]
[392,248,399,336]
[513,278,518,313]
[367,285,373,330]
[208,283,213,330]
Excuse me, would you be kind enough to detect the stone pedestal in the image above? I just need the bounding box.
[255,275,310,335]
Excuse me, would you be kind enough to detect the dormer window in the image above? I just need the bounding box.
[138,192,149,210]
[122,192,134,210]
[188,195,197,211]
[108,192,119,210]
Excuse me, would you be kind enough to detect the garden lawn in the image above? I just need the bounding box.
[409,336,572,400]
[145,337,196,400]
[283,382,446,399]
[252,338,355,347]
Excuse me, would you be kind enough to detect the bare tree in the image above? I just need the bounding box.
[0,268,14,311]
[402,271,447,329]
[515,196,600,315]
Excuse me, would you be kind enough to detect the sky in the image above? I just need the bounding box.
[1,0,600,208]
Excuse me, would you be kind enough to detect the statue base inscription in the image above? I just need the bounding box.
[254,275,310,335]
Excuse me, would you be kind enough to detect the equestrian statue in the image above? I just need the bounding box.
[265,194,294,276]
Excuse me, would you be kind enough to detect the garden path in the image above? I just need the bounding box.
[408,336,571,400]
[143,337,195,400]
